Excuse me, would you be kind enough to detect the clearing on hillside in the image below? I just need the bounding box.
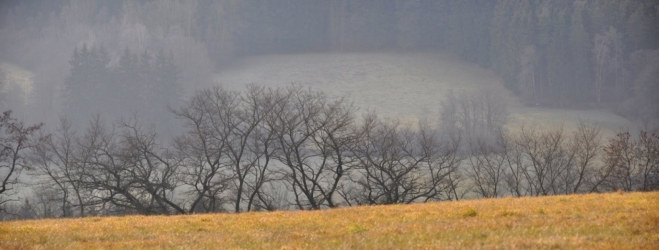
[213,52,632,136]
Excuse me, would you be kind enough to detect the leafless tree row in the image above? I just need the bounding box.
[465,123,607,198]
[345,116,464,205]
[600,131,659,192]
[1,86,658,220]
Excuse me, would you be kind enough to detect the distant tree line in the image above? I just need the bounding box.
[64,44,180,133]
[1,86,657,220]
[1,0,658,127]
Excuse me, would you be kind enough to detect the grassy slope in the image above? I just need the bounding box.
[213,52,632,136]
[1,192,658,249]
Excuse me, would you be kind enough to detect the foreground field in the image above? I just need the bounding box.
[1,192,657,249]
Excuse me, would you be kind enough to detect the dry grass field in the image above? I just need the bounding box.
[1,192,657,249]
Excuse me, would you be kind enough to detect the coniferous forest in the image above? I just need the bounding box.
[1,0,658,122]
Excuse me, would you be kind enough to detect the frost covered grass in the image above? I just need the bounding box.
[213,52,632,136]
[1,192,658,249]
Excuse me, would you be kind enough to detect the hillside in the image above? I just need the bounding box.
[1,192,657,249]
[214,52,633,136]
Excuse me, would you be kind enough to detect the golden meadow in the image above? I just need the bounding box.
[1,191,657,249]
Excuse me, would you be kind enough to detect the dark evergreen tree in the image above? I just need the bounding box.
[64,44,111,121]
[567,3,592,105]
[490,0,534,91]
[115,47,141,112]
[443,0,495,66]
[545,6,570,107]
[64,45,180,131]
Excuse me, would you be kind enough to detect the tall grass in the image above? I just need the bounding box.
[1,192,657,249]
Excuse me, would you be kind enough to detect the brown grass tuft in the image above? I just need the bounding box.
[463,207,478,217]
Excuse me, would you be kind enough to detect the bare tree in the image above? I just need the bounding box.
[515,125,577,196]
[565,122,602,193]
[270,86,358,209]
[172,87,234,213]
[225,85,282,212]
[0,111,43,213]
[67,115,182,215]
[602,132,637,192]
[171,86,286,213]
[499,130,527,197]
[350,115,462,205]
[352,116,423,205]
[243,87,285,212]
[637,131,659,191]
[29,118,84,217]
[307,94,359,208]
[466,136,506,198]
[116,117,185,214]
[76,116,137,215]
[269,86,324,210]
[172,85,359,212]
[489,122,603,196]
[424,123,464,201]
[602,131,659,191]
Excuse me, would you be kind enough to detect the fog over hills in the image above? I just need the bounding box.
[0,0,657,131]
[0,0,657,219]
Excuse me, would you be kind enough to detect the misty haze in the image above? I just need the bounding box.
[0,2,658,246]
